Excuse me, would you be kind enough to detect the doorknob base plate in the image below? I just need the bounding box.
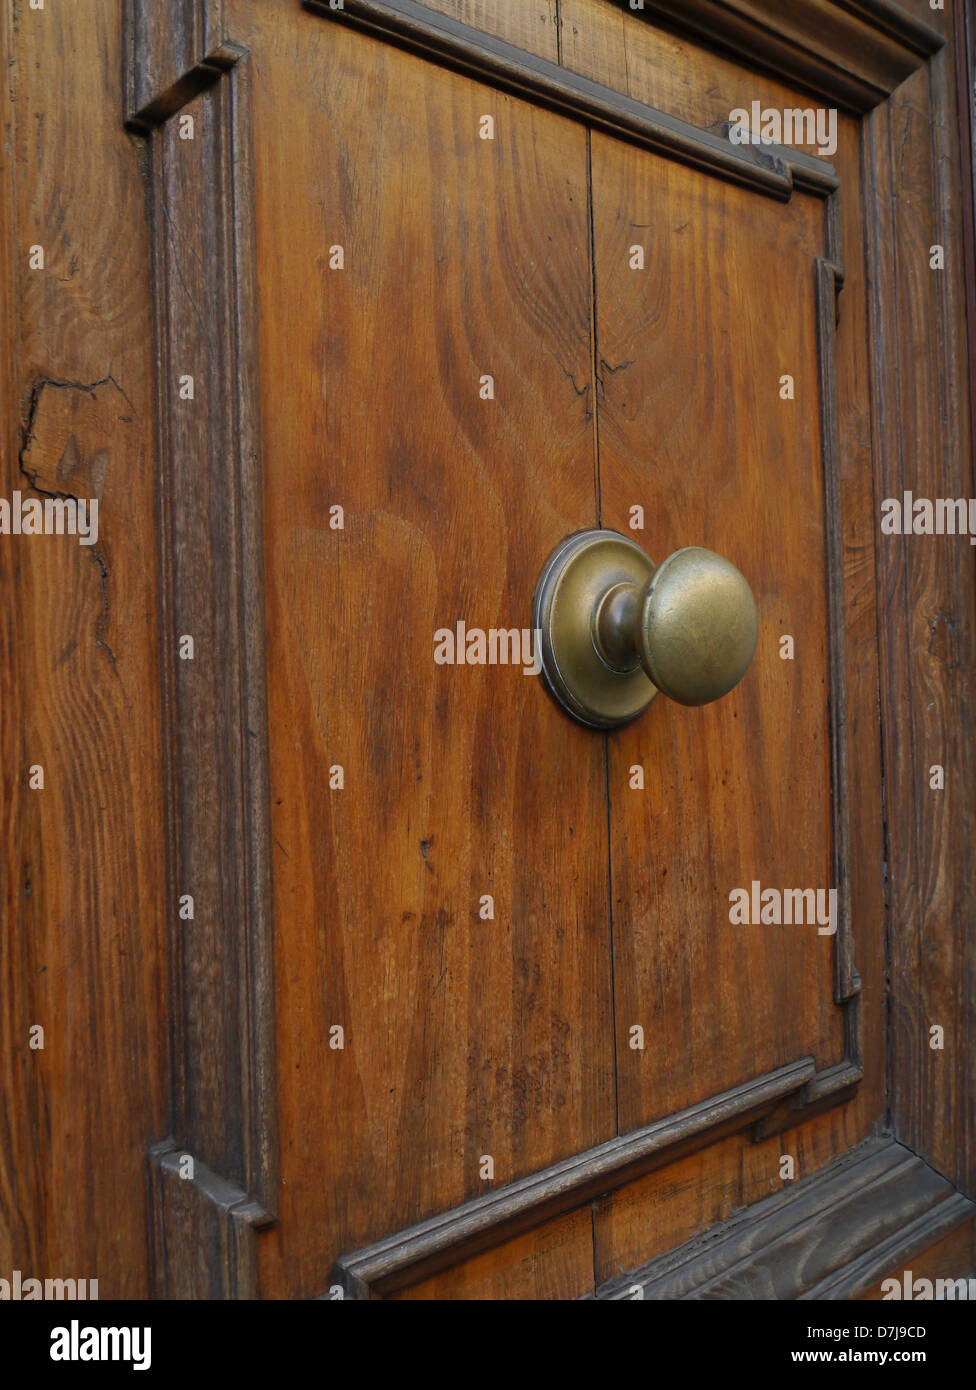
[533,530,658,730]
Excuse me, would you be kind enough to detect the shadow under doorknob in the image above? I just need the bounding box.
[532,530,758,730]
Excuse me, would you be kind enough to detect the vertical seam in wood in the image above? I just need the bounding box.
[586,124,620,1136]
[586,127,602,525]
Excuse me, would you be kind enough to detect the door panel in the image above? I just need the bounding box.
[48,0,960,1302]
[236,2,868,1295]
[2,0,971,1312]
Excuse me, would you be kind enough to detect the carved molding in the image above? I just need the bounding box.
[148,1141,273,1300]
[305,0,842,202]
[125,8,277,1299]
[124,0,228,126]
[332,1060,817,1298]
[619,0,943,113]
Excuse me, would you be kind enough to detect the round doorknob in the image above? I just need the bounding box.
[533,530,758,729]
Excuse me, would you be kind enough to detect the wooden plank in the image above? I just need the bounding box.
[866,54,976,1193]
[586,94,887,1299]
[0,0,167,1297]
[589,131,849,1131]
[232,6,616,1299]
[421,0,559,61]
[390,1205,594,1299]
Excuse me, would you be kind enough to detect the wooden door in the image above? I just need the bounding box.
[3,0,974,1303]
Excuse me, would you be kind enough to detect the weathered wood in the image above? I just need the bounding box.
[422,0,559,61]
[238,2,617,1300]
[0,0,167,1298]
[590,1137,976,1299]
[148,1141,271,1300]
[609,0,943,113]
[390,1204,595,1299]
[858,1214,976,1299]
[866,50,976,1195]
[2,0,972,1306]
[132,32,279,1295]
[124,0,228,124]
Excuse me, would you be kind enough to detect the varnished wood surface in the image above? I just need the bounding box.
[591,136,842,1122]
[0,0,167,1297]
[422,0,559,61]
[236,5,618,1298]
[0,0,971,1301]
[390,1203,594,1299]
[867,51,976,1195]
[333,1058,816,1296]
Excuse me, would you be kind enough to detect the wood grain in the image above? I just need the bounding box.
[332,1058,814,1295]
[859,1214,976,1299]
[866,51,976,1194]
[390,1204,594,1299]
[421,0,559,61]
[0,0,167,1297]
[231,4,617,1298]
[590,1138,975,1299]
[125,0,226,121]
[570,0,942,113]
[0,0,971,1304]
[591,133,842,1124]
[303,0,811,200]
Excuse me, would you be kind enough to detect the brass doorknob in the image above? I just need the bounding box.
[533,530,758,729]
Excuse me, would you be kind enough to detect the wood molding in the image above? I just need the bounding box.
[865,25,976,1198]
[124,0,228,126]
[618,0,944,114]
[751,222,865,1140]
[125,19,278,1296]
[588,1137,976,1299]
[332,1059,817,1298]
[148,1141,273,1299]
[303,0,843,202]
